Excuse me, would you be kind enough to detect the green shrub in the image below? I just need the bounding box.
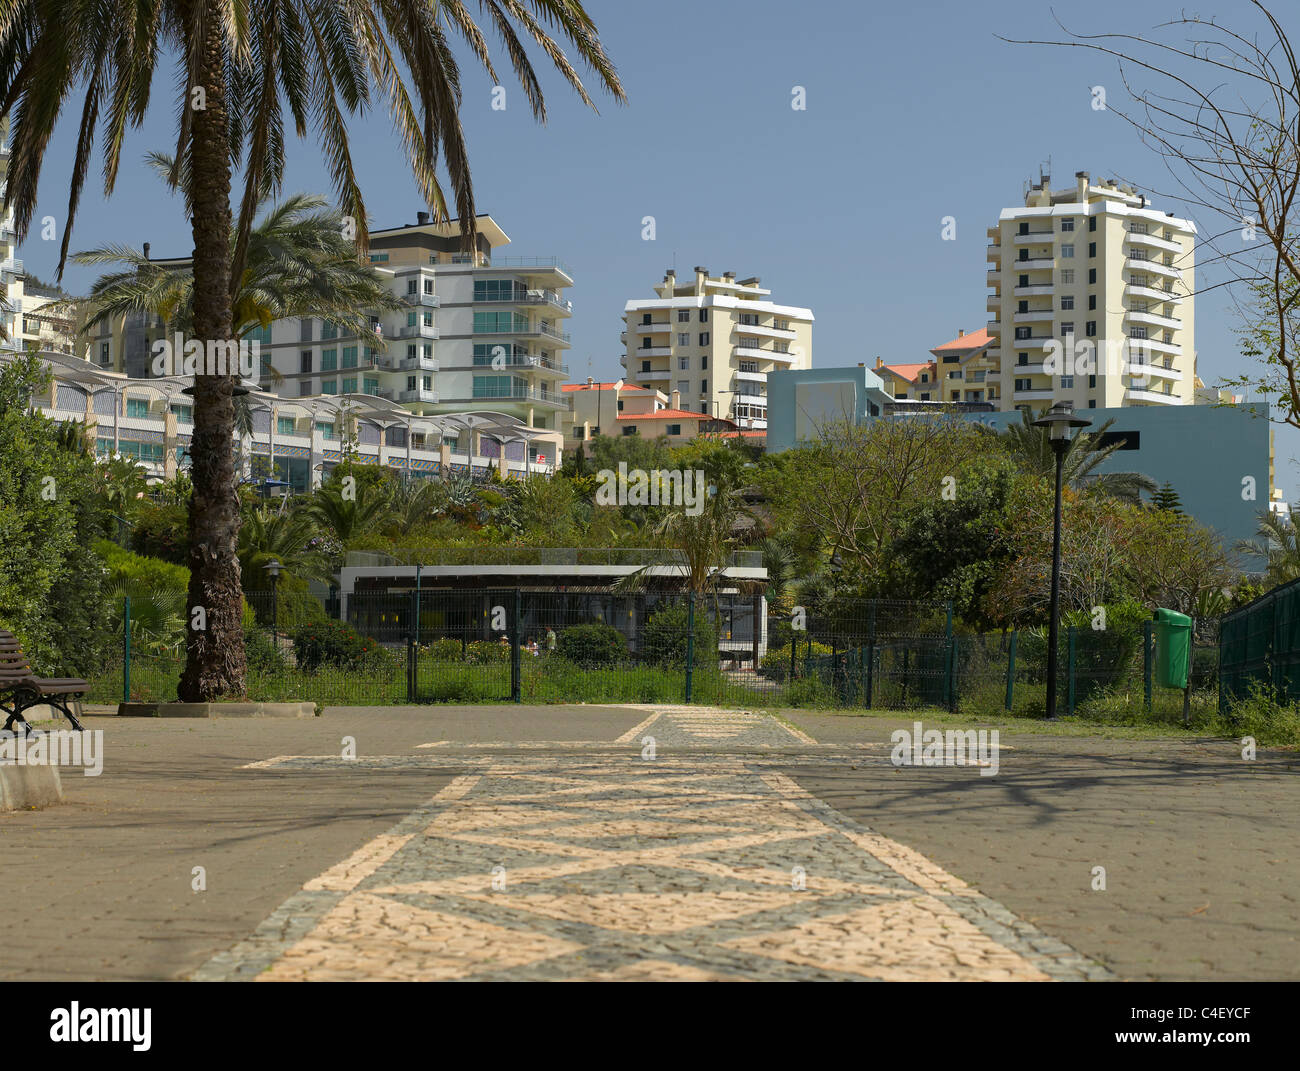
[761,639,833,682]
[293,618,381,671]
[556,622,627,666]
[243,627,287,673]
[465,638,511,664]
[640,601,717,668]
[95,539,189,589]
[424,637,465,662]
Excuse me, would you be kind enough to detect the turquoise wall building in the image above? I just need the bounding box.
[767,366,1275,556]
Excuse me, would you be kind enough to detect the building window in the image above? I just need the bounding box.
[277,417,296,436]
[299,381,313,397]
[700,309,708,322]
[701,355,708,369]
[1061,217,1075,232]
[1088,399,1097,408]
[1089,242,1097,257]
[342,377,357,393]
[1015,327,1031,340]
[321,322,338,340]
[321,348,337,371]
[1086,321,1097,337]
[1060,269,1074,285]
[1014,378,1032,392]
[321,380,338,395]
[342,346,358,368]
[1089,269,1097,284]
[364,377,380,395]
[666,424,681,436]
[699,332,709,345]
[125,398,150,418]
[622,426,636,436]
[99,342,110,365]
[316,422,335,440]
[1061,244,1075,258]
[1061,376,1074,388]
[169,404,193,423]
[677,379,690,394]
[1089,216,1097,231]
[677,310,690,322]
[1089,295,1097,310]
[300,350,312,374]
[1061,296,1074,310]
[473,279,524,303]
[678,356,690,370]
[678,333,690,347]
[1089,375,1097,388]
[1061,322,1074,336]
[616,399,624,412]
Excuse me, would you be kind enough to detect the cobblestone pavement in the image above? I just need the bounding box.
[194,711,1107,981]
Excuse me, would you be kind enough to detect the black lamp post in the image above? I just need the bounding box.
[265,558,282,647]
[1030,401,1091,719]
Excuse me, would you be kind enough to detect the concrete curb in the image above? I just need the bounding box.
[116,702,317,719]
[0,763,64,811]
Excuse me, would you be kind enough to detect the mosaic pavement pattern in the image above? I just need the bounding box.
[195,711,1109,981]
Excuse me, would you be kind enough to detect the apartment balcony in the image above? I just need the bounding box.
[1011,362,1047,375]
[734,344,797,362]
[1129,337,1182,357]
[1125,309,1183,331]
[986,294,1001,313]
[986,244,1001,262]
[489,255,575,286]
[733,321,798,340]
[399,388,439,404]
[734,368,768,384]
[1125,386,1183,405]
[1125,257,1182,279]
[734,392,768,407]
[1013,230,1055,244]
[986,320,1001,334]
[397,324,439,339]
[460,387,567,409]
[1,257,23,274]
[1129,362,1183,381]
[400,292,440,308]
[1012,387,1056,400]
[1013,257,1055,271]
[986,270,1001,288]
[1126,282,1184,304]
[633,366,670,383]
[1013,308,1054,323]
[634,321,673,334]
[517,289,573,314]
[635,346,672,358]
[399,355,439,372]
[472,354,569,376]
[735,417,768,430]
[1126,231,1183,255]
[1012,283,1054,297]
[1009,336,1055,349]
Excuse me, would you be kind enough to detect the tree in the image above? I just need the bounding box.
[306,484,392,547]
[1151,482,1184,514]
[1002,3,1300,427]
[73,193,404,346]
[979,410,1157,503]
[1235,509,1300,586]
[238,506,335,591]
[0,1,623,701]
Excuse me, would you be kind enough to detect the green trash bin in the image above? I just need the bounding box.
[1153,608,1192,690]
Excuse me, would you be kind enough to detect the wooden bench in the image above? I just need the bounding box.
[0,630,88,733]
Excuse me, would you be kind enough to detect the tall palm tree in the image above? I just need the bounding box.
[306,483,392,545]
[72,191,404,345]
[238,506,336,591]
[0,2,623,700]
[1234,509,1300,586]
[980,410,1158,502]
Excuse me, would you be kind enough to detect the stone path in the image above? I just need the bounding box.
[194,711,1109,981]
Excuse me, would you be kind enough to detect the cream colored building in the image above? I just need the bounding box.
[986,171,1196,411]
[620,267,813,430]
[562,377,740,451]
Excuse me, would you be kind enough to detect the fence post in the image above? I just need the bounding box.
[790,616,797,680]
[948,634,958,713]
[864,641,874,709]
[1005,630,1017,711]
[1067,625,1077,716]
[122,595,131,705]
[1143,620,1153,712]
[510,588,522,704]
[685,591,696,703]
[406,590,417,702]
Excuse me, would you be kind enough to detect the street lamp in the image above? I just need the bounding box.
[1031,401,1092,719]
[264,558,282,647]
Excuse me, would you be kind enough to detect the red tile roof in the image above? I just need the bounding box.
[879,362,934,383]
[930,328,993,355]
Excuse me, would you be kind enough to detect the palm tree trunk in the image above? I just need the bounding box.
[178,5,246,701]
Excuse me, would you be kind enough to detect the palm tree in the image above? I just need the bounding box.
[72,192,404,346]
[0,1,623,701]
[237,506,336,590]
[306,484,392,545]
[981,410,1157,502]
[1234,509,1300,586]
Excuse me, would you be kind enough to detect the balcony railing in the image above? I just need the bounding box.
[491,255,575,277]
[400,292,440,307]
[397,324,439,339]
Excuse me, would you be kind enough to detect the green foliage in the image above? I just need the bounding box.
[555,622,627,666]
[292,618,382,671]
[95,539,189,590]
[0,353,114,675]
[465,639,511,664]
[1151,482,1184,514]
[243,627,288,674]
[640,601,717,667]
[129,500,190,563]
[423,637,465,661]
[760,639,833,681]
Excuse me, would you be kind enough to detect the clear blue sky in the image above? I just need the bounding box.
[19,0,1297,502]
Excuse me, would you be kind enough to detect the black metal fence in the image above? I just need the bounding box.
[90,587,1218,718]
[1220,576,1300,710]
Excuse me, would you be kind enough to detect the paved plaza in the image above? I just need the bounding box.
[0,705,1295,981]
